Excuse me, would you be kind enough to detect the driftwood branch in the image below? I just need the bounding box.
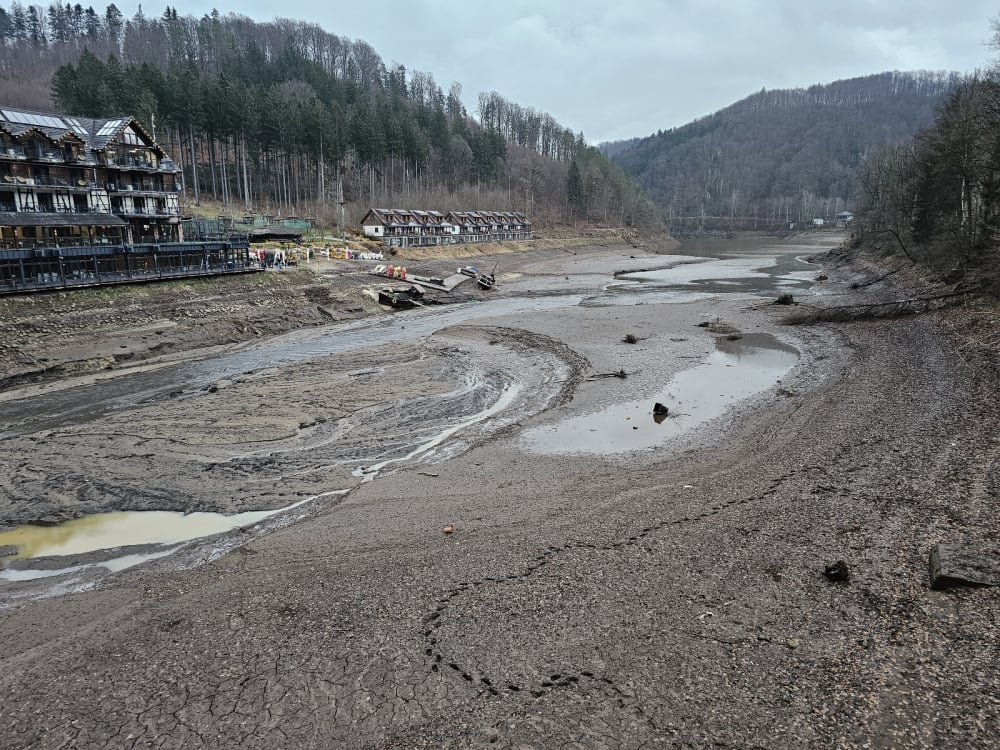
[588,369,629,380]
[784,289,975,325]
[850,266,905,289]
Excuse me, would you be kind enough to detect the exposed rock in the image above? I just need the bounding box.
[702,321,740,334]
[929,544,1000,590]
[0,545,17,557]
[824,560,850,583]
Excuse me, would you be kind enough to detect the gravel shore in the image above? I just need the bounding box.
[0,238,997,749]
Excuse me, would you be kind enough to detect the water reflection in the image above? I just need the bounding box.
[652,402,669,424]
[523,333,797,455]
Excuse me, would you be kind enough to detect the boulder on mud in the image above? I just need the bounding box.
[929,544,1000,590]
[824,560,850,583]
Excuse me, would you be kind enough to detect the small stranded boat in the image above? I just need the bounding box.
[377,289,416,309]
[476,264,497,290]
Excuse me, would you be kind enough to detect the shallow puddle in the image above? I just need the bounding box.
[0,497,315,581]
[1,547,184,582]
[617,255,819,297]
[523,333,798,455]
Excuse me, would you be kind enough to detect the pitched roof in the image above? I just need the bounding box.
[0,106,166,155]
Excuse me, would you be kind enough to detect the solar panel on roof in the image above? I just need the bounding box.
[0,109,70,130]
[64,117,89,137]
[96,119,123,137]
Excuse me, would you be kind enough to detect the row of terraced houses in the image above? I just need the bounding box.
[0,105,252,295]
[360,208,532,247]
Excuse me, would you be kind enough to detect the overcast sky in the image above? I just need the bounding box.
[167,0,1000,143]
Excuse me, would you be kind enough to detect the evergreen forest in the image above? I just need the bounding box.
[0,2,660,229]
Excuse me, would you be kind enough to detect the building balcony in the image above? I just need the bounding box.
[7,206,116,215]
[105,158,160,171]
[107,183,169,194]
[113,207,179,217]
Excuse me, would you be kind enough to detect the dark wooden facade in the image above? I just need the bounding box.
[0,106,256,294]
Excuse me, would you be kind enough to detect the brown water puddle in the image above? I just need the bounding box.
[0,497,322,582]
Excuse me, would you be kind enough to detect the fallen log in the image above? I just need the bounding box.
[784,289,976,325]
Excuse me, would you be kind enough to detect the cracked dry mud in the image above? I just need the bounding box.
[0,241,998,749]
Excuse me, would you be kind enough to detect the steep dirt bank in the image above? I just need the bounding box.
[0,266,367,385]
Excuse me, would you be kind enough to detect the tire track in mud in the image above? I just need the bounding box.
[0,324,594,605]
[427,324,592,450]
[197,324,591,480]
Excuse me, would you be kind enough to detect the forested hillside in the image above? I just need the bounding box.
[609,72,961,235]
[855,67,1000,285]
[0,2,660,230]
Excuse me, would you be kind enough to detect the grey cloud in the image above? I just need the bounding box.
[174,0,999,142]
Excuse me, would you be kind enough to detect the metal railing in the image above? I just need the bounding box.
[0,239,255,294]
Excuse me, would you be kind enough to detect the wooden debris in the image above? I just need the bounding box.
[590,369,628,380]
[929,544,1000,590]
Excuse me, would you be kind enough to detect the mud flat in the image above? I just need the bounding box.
[0,236,999,749]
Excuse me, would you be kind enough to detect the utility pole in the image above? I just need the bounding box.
[338,164,346,240]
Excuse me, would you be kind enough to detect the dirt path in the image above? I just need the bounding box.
[0,241,998,749]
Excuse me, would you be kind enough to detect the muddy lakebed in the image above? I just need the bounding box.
[0,235,841,605]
